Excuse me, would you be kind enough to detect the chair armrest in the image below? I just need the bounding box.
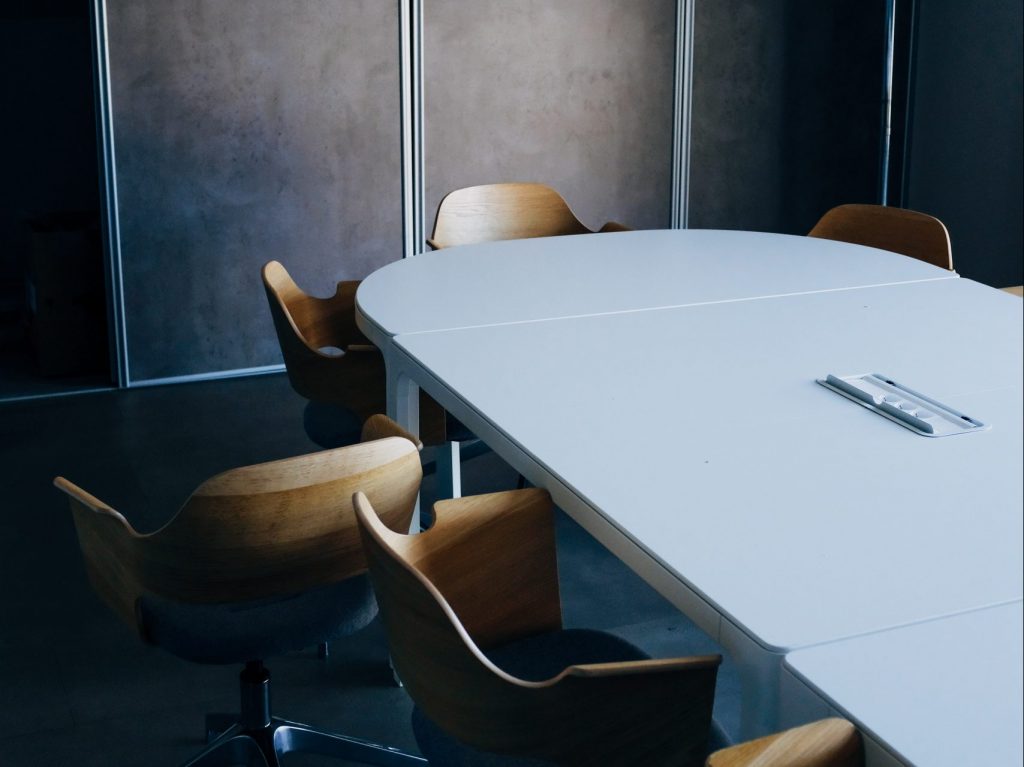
[54,477,144,633]
[411,488,562,647]
[706,718,863,767]
[597,221,633,233]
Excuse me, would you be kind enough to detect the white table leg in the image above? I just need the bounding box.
[384,351,461,512]
[385,360,420,438]
[434,441,462,500]
[385,357,424,531]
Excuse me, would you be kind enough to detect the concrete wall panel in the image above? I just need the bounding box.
[107,0,401,381]
[422,0,677,236]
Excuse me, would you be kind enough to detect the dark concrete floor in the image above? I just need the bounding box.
[0,373,738,766]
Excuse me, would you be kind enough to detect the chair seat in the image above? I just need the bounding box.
[412,628,731,765]
[138,574,377,665]
[411,629,646,766]
[303,400,365,448]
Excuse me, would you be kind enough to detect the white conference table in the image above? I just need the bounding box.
[355,229,1023,760]
[782,601,1024,767]
[356,229,953,336]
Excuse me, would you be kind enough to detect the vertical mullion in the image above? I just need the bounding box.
[400,0,425,258]
[878,0,897,205]
[671,0,695,229]
[91,0,129,386]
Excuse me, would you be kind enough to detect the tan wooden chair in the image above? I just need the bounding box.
[706,718,863,767]
[808,204,954,271]
[427,182,632,250]
[56,420,427,767]
[355,486,722,767]
[263,261,448,448]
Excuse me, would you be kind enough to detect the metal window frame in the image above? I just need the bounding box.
[91,0,130,387]
[402,0,694,244]
[400,0,425,258]
[878,0,897,205]
[671,0,696,229]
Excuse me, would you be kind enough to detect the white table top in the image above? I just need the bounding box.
[784,602,1024,767]
[357,229,955,338]
[394,278,1023,651]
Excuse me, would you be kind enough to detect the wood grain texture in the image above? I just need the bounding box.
[263,260,385,414]
[355,487,721,767]
[427,183,632,250]
[56,434,422,637]
[361,413,424,451]
[262,260,447,442]
[808,204,953,271]
[706,718,863,767]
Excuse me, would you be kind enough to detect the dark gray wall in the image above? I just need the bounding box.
[689,0,886,234]
[0,11,99,309]
[108,0,401,382]
[905,0,1023,288]
[422,0,677,234]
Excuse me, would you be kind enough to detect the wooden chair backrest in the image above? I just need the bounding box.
[705,718,863,767]
[263,260,367,358]
[808,204,953,271]
[56,437,422,633]
[355,488,721,766]
[261,260,385,413]
[428,183,592,249]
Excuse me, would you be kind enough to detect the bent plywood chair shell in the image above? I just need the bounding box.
[428,182,631,250]
[355,487,721,767]
[808,204,953,271]
[56,436,422,638]
[263,260,446,441]
[705,717,863,767]
[262,260,385,418]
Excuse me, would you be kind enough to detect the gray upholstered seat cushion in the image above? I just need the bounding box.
[410,628,647,767]
[138,574,377,665]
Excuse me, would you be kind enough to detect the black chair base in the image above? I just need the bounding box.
[188,661,425,767]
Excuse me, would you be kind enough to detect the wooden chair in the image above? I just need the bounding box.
[263,260,448,448]
[56,419,426,767]
[706,718,863,767]
[427,182,631,250]
[808,204,954,271]
[424,184,629,493]
[354,487,722,767]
